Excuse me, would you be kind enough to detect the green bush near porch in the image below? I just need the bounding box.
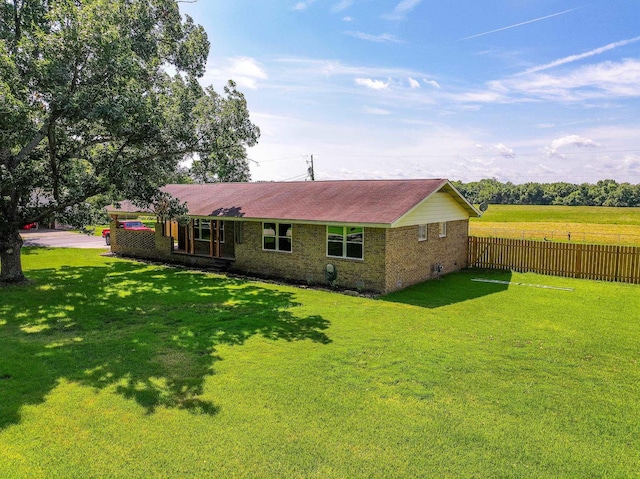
[1,248,638,478]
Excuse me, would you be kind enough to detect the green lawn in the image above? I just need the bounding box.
[1,249,639,478]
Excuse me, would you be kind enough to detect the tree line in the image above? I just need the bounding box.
[452,179,640,207]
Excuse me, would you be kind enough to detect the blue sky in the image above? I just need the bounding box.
[180,0,640,184]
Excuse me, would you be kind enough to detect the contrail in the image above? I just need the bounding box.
[458,8,581,41]
[520,35,640,74]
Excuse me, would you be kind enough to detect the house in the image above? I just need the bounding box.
[106,179,480,293]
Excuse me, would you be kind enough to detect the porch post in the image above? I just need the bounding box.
[215,220,221,257]
[189,219,195,254]
[209,220,214,257]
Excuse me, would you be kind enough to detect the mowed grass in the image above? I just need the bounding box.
[470,205,640,244]
[1,249,639,478]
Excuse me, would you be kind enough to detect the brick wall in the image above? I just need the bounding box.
[232,222,386,292]
[111,218,469,294]
[384,219,469,293]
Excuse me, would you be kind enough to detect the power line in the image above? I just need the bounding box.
[314,148,640,159]
[258,155,308,164]
[280,172,308,182]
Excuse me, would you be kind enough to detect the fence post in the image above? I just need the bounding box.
[575,244,583,279]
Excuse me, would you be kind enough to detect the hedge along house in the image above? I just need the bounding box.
[106,179,480,293]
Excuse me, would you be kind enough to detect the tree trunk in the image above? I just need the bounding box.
[0,228,26,284]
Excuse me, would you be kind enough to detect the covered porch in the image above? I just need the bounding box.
[163,217,236,261]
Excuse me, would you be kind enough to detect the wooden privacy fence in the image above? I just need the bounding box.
[468,237,640,284]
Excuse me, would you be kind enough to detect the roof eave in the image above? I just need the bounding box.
[389,179,480,227]
[442,180,481,217]
[106,208,392,228]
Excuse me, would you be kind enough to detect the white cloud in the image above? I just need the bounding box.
[364,106,392,115]
[247,115,494,183]
[201,57,268,90]
[598,155,639,176]
[226,57,268,90]
[494,143,516,158]
[345,31,403,43]
[521,35,640,75]
[293,1,315,11]
[484,59,640,103]
[355,78,389,90]
[475,143,517,159]
[546,135,601,157]
[332,0,354,12]
[423,79,441,88]
[247,105,640,184]
[408,77,420,89]
[267,57,442,107]
[276,57,428,81]
[342,16,353,22]
[620,155,640,174]
[451,90,506,103]
[550,135,600,151]
[382,0,424,21]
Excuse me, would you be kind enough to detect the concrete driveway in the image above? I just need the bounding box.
[20,229,110,249]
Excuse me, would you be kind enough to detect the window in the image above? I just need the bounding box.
[418,224,428,241]
[263,223,292,252]
[193,219,210,240]
[438,222,447,238]
[193,219,224,242]
[327,226,364,260]
[215,221,224,243]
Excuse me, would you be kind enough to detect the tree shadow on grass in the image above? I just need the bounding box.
[0,252,331,429]
[382,269,513,308]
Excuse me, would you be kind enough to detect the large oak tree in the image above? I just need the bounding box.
[1,0,260,283]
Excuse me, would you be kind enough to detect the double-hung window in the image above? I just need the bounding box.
[327,226,364,260]
[263,223,292,252]
[193,219,224,242]
[193,219,211,241]
[418,224,428,241]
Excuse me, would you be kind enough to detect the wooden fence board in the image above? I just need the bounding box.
[468,237,640,284]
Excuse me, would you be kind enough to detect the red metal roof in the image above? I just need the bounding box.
[154,179,456,225]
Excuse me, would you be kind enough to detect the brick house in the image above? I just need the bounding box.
[107,179,480,293]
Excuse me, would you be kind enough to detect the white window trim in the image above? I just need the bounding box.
[438,222,447,238]
[326,225,364,260]
[262,222,292,253]
[418,224,428,242]
[193,218,225,243]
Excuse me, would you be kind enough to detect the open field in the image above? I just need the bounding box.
[470,205,640,245]
[1,249,639,478]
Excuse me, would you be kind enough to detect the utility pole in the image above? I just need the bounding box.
[307,154,315,181]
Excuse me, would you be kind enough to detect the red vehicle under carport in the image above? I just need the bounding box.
[102,220,153,245]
